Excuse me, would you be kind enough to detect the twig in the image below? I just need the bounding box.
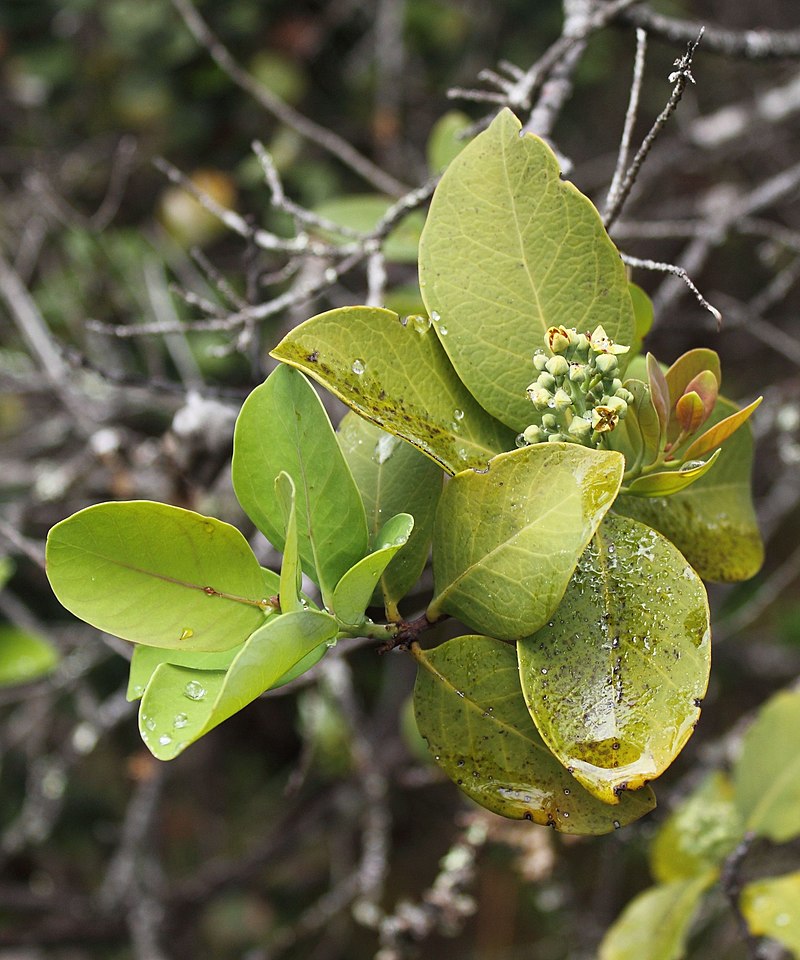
[169,0,409,197]
[620,253,722,328]
[720,833,764,960]
[605,29,648,217]
[618,5,800,60]
[604,30,704,230]
[91,135,138,231]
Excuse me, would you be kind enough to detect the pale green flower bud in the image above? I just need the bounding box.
[527,385,551,409]
[533,353,549,371]
[547,432,566,442]
[523,424,543,444]
[546,355,569,377]
[542,414,558,430]
[604,395,628,417]
[609,378,623,394]
[569,362,586,383]
[568,417,592,441]
[552,387,572,410]
[595,353,618,375]
[537,372,556,391]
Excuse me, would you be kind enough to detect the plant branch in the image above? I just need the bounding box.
[720,832,764,960]
[604,30,704,231]
[168,0,410,196]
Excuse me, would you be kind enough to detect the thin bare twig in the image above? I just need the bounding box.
[618,4,800,59]
[620,252,722,328]
[604,30,704,230]
[605,29,648,217]
[169,0,409,196]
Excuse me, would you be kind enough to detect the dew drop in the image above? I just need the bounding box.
[352,359,366,375]
[453,409,464,421]
[158,734,172,746]
[173,713,189,729]
[458,448,468,461]
[775,913,791,928]
[541,668,548,675]
[409,314,431,334]
[439,324,448,336]
[430,310,441,322]
[180,628,194,641]
[515,433,527,448]
[613,820,621,830]
[183,680,207,701]
[144,716,156,731]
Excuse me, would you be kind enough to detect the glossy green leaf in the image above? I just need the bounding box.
[312,194,424,263]
[608,379,661,472]
[337,413,443,612]
[232,364,368,605]
[418,108,635,431]
[426,110,472,173]
[272,306,515,474]
[46,501,271,651]
[733,689,800,842]
[626,449,721,498]
[683,396,762,461]
[647,353,670,437]
[127,641,247,701]
[615,397,763,582]
[650,772,744,883]
[629,283,654,357]
[0,625,59,686]
[275,472,302,614]
[413,635,656,835]
[518,515,710,804]
[332,514,414,625]
[428,444,624,641]
[140,608,339,760]
[742,871,800,954]
[598,874,714,960]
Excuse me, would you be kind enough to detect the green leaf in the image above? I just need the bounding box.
[418,108,635,431]
[428,444,624,641]
[733,689,800,842]
[140,608,339,760]
[232,364,368,604]
[518,515,710,804]
[275,472,302,614]
[426,110,472,173]
[598,874,714,960]
[127,642,247,701]
[312,194,424,263]
[332,514,414,625]
[650,772,744,883]
[625,449,721,498]
[413,635,656,835]
[614,396,763,582]
[0,625,59,686]
[272,306,515,474]
[647,353,670,438]
[46,502,271,651]
[337,413,442,612]
[608,379,661,471]
[0,555,14,590]
[629,283,654,358]
[742,871,800,954]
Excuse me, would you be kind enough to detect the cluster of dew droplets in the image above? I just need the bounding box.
[352,359,366,376]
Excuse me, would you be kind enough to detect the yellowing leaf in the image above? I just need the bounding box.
[683,396,762,461]
[518,516,710,804]
[413,635,655,835]
[742,871,800,955]
[273,306,514,474]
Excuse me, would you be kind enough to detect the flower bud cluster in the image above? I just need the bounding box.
[519,325,634,449]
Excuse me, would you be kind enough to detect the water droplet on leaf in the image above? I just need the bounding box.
[183,680,207,701]
[352,359,366,375]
